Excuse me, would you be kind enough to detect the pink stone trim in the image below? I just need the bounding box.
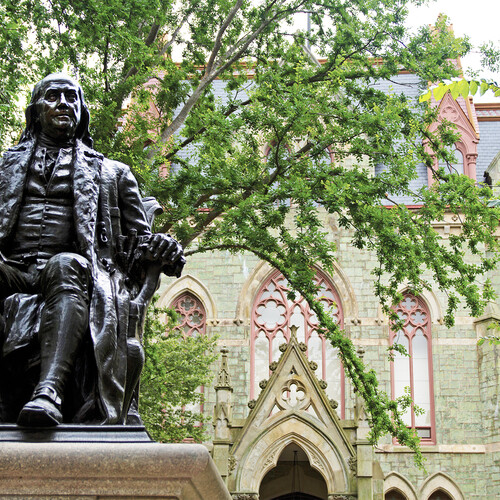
[170,292,207,418]
[424,92,479,184]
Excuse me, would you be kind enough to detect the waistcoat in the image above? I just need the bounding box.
[9,146,76,266]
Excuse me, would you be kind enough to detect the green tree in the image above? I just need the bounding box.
[0,1,34,149]
[139,300,218,442]
[3,0,499,465]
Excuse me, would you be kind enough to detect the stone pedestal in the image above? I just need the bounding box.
[0,441,232,499]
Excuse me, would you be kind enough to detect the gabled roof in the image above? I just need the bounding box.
[430,91,479,141]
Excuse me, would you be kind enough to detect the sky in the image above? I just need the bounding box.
[407,0,500,100]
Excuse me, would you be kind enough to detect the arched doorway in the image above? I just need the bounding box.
[385,490,407,500]
[428,491,453,500]
[259,443,328,500]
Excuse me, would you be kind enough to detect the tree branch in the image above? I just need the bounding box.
[148,0,309,158]
[122,22,161,82]
[206,0,245,74]
[159,11,192,56]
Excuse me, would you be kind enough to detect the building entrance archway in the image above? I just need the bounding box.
[259,443,328,500]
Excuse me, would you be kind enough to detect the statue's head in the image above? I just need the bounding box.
[20,73,93,147]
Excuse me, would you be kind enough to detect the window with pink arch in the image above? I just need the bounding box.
[251,269,345,416]
[171,292,207,337]
[390,293,436,443]
[424,92,479,185]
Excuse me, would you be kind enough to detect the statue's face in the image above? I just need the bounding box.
[36,78,82,142]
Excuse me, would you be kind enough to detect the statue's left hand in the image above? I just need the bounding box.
[147,234,185,277]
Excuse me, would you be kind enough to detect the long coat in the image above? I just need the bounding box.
[0,138,153,424]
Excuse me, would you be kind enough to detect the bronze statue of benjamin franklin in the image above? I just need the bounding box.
[0,74,184,427]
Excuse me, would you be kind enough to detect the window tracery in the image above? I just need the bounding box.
[251,270,344,414]
[171,292,206,337]
[390,293,435,442]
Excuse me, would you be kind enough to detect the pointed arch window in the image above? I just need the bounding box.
[438,146,464,175]
[171,292,206,337]
[170,292,207,420]
[424,93,479,184]
[390,293,435,443]
[251,269,344,415]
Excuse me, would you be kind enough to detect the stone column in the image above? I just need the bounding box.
[354,348,374,500]
[466,152,478,181]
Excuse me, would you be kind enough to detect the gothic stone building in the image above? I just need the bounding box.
[157,73,500,499]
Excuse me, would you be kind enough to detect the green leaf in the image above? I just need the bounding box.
[419,90,432,102]
[450,81,461,99]
[457,79,469,98]
[433,84,448,101]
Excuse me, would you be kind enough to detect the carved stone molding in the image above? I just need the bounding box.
[329,495,356,500]
[441,104,459,122]
[232,494,259,500]
[348,456,357,475]
[262,450,278,470]
[310,452,325,473]
[277,379,309,411]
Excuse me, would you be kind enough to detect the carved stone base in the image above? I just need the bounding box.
[0,441,231,499]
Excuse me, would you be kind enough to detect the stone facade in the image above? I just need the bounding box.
[157,85,500,499]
